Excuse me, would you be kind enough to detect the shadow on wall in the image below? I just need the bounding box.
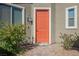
[0,47,16,56]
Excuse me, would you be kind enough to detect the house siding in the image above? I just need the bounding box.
[14,3,64,44]
[51,3,56,43]
[12,3,79,44]
[1,3,79,44]
[55,3,79,43]
[32,3,54,44]
[16,3,54,44]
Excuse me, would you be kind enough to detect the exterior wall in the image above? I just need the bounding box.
[2,3,79,44]
[31,3,54,44]
[55,3,79,43]
[0,3,54,44]
[51,3,56,43]
[32,3,51,19]
[15,3,55,44]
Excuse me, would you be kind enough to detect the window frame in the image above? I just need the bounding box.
[1,4,25,25]
[65,6,77,29]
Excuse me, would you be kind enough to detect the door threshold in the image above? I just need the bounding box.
[38,43,49,45]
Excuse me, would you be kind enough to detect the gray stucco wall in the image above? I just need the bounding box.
[14,3,53,43]
[55,3,79,43]
[2,3,79,44]
[32,3,54,43]
[51,3,56,43]
[0,3,54,44]
[12,3,79,44]
[16,3,55,44]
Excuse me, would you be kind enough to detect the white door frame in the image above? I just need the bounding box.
[33,7,51,45]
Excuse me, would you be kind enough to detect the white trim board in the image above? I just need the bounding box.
[4,3,24,9]
[33,7,51,45]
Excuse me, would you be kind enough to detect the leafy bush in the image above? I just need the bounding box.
[0,47,16,56]
[60,33,75,49]
[0,24,26,54]
[73,33,79,48]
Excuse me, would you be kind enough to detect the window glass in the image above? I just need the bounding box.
[68,8,75,26]
[0,4,11,24]
[68,18,74,26]
[12,7,22,24]
[68,8,74,17]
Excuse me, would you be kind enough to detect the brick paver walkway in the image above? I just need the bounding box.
[22,44,79,56]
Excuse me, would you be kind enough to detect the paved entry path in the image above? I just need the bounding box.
[22,44,79,56]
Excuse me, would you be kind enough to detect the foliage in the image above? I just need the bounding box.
[0,47,16,56]
[0,24,26,54]
[73,33,79,48]
[60,33,75,49]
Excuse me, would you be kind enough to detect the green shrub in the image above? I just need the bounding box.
[60,33,75,49]
[0,24,26,54]
[73,33,79,48]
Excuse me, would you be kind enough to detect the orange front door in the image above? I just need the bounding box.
[36,9,49,44]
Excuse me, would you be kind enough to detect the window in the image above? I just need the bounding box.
[0,4,11,24]
[0,4,24,25]
[66,6,77,29]
[12,7,22,24]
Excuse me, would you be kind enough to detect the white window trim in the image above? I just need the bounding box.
[3,3,25,25]
[65,6,77,29]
